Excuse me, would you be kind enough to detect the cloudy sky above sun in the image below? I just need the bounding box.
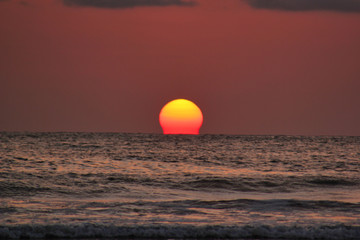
[1,0,360,135]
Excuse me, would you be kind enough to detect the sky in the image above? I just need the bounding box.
[1,0,360,135]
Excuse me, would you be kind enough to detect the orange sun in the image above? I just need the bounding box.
[159,99,203,135]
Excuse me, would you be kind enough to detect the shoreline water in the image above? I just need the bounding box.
[1,223,360,239]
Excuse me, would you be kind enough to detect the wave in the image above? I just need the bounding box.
[179,175,360,192]
[306,177,357,186]
[1,174,359,198]
[133,199,360,213]
[0,223,359,239]
[0,181,51,197]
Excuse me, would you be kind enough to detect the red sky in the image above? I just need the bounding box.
[1,0,360,135]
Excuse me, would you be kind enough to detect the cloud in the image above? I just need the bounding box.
[19,1,32,6]
[62,0,196,8]
[245,0,360,12]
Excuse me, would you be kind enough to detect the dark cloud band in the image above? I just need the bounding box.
[63,0,196,8]
[245,0,360,12]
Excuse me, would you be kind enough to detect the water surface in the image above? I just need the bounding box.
[0,133,359,239]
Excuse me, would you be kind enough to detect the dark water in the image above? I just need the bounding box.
[0,132,359,239]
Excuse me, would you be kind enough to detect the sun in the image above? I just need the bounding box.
[159,99,203,135]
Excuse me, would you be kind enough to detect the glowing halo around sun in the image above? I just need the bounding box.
[159,99,203,135]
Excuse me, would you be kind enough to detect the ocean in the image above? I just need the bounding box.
[0,132,359,239]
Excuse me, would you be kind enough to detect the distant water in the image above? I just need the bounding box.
[0,132,359,239]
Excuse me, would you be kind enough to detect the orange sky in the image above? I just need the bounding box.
[1,0,360,135]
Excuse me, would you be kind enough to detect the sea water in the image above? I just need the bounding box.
[0,132,359,239]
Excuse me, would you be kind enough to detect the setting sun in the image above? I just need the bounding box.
[159,99,203,135]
